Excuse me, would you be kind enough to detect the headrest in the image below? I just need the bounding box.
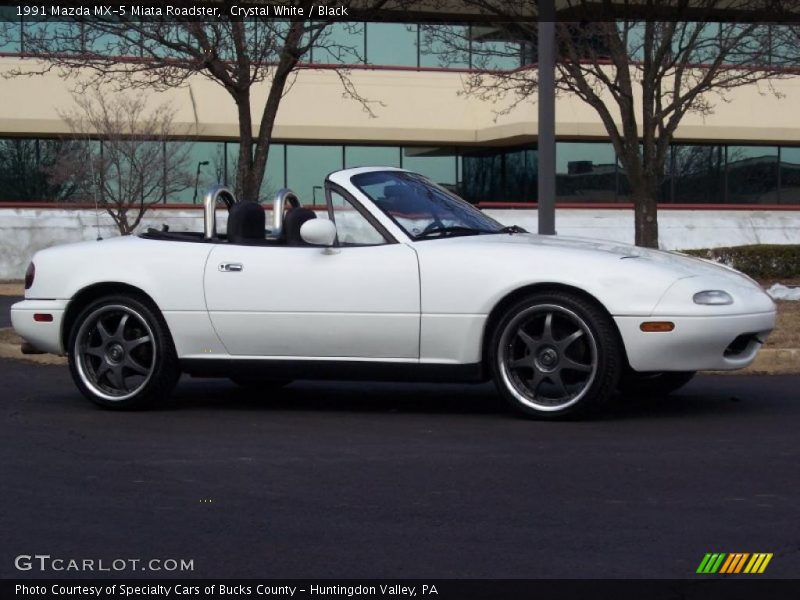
[227,201,265,245]
[283,207,317,246]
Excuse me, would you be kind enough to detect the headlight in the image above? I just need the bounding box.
[693,290,733,305]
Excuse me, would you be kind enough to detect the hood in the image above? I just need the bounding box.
[451,232,755,283]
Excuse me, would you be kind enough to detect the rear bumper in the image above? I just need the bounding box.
[615,311,776,372]
[10,299,69,355]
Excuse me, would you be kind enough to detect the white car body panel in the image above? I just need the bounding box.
[11,166,776,377]
[204,243,420,358]
[616,312,775,371]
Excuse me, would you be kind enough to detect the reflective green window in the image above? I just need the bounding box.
[719,23,770,67]
[344,145,401,169]
[461,147,536,203]
[261,144,286,202]
[366,23,417,66]
[22,20,82,54]
[402,148,457,187]
[419,24,469,68]
[617,145,671,203]
[504,148,537,202]
[768,25,800,67]
[556,142,617,203]
[461,150,504,203]
[672,144,724,204]
[679,22,722,63]
[0,138,92,202]
[617,22,645,62]
[470,28,521,70]
[224,143,285,203]
[287,145,343,205]
[312,22,365,64]
[727,146,778,204]
[165,142,223,204]
[779,147,800,204]
[0,9,21,52]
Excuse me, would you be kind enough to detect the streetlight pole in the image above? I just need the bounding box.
[192,160,209,205]
[537,0,556,235]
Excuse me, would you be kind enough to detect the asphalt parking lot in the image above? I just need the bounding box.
[1,356,799,579]
[0,296,15,328]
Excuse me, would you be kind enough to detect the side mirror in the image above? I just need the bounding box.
[300,219,337,247]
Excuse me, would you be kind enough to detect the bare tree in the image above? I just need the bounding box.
[55,93,191,235]
[5,3,399,202]
[430,0,794,247]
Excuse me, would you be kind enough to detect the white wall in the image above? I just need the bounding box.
[0,207,798,280]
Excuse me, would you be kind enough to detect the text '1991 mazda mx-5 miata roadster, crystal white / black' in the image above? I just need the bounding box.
[11,167,776,418]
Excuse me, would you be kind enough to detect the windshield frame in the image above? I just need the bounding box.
[349,170,506,242]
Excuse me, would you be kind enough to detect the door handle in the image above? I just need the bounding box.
[218,262,243,272]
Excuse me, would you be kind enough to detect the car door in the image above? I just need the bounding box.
[204,189,420,359]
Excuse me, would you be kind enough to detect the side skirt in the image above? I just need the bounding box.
[180,358,487,384]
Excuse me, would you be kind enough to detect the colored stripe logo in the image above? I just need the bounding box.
[696,553,773,574]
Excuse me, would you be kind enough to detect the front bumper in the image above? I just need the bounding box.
[10,299,69,355]
[615,311,776,372]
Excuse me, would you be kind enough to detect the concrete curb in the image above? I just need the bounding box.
[0,328,796,373]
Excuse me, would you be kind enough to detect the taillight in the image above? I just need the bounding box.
[24,262,35,290]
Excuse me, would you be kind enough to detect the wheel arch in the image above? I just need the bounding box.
[61,282,163,351]
[480,282,629,371]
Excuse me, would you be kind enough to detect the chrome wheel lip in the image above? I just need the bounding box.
[498,303,598,412]
[73,304,157,402]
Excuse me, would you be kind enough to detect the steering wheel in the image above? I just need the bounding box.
[419,217,445,237]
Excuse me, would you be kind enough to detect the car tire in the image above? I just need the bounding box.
[68,294,180,410]
[618,369,696,399]
[230,377,292,391]
[489,291,622,419]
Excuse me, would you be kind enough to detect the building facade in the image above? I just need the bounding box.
[0,17,799,277]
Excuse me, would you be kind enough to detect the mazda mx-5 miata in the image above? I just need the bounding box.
[11,167,776,418]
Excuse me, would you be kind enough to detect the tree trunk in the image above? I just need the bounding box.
[234,95,256,202]
[632,191,659,248]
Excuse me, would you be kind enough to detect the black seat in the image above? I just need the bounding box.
[227,201,265,245]
[282,207,317,246]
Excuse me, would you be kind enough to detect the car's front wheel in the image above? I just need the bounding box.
[68,295,180,410]
[489,291,622,419]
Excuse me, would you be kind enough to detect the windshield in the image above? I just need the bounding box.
[350,171,506,240]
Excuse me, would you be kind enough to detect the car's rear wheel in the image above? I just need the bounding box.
[489,291,622,419]
[618,369,696,399]
[68,295,180,410]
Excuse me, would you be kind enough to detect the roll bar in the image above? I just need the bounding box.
[203,185,236,240]
[271,188,301,236]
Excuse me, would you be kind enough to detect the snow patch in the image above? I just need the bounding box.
[767,283,800,301]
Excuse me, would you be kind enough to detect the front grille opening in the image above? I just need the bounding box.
[724,333,760,358]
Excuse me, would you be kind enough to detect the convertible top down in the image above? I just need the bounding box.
[11,167,776,418]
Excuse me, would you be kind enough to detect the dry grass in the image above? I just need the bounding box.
[0,282,23,296]
[766,300,800,349]
[759,278,800,349]
[0,328,20,345]
[756,278,799,349]
[0,328,67,365]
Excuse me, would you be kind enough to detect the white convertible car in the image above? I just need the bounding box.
[11,167,776,418]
